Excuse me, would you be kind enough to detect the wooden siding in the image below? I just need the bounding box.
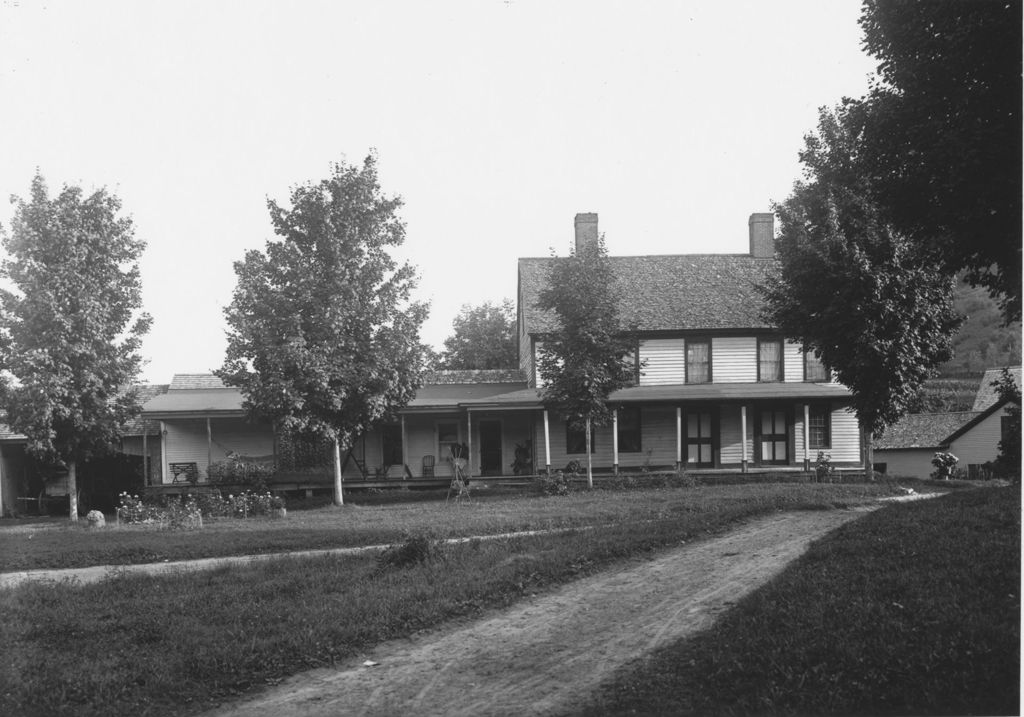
[784,341,804,383]
[875,448,932,479]
[639,339,686,385]
[829,407,861,462]
[719,405,752,465]
[712,337,756,383]
[949,406,1010,467]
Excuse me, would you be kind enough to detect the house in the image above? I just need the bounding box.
[875,366,1020,479]
[141,212,864,488]
[0,383,168,516]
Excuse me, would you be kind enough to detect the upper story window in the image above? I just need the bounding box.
[617,407,642,453]
[758,338,783,382]
[686,338,711,384]
[804,350,829,382]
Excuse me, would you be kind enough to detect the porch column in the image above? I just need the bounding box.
[803,403,811,471]
[612,408,619,475]
[401,415,408,475]
[142,432,149,486]
[675,407,682,469]
[206,417,213,478]
[740,405,748,473]
[466,410,473,482]
[160,420,167,484]
[543,409,551,474]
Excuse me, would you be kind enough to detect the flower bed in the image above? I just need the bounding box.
[116,490,286,529]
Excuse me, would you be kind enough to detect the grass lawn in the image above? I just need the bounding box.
[0,482,911,717]
[582,485,1020,716]
[0,481,908,571]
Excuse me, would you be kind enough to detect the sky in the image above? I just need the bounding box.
[0,0,879,384]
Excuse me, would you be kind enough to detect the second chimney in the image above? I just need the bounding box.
[748,213,774,258]
[574,212,599,256]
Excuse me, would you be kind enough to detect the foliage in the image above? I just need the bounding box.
[510,440,532,476]
[0,174,151,521]
[206,452,275,491]
[813,451,834,483]
[907,375,981,414]
[762,105,961,437]
[536,234,636,487]
[217,154,429,505]
[930,451,960,481]
[437,299,517,370]
[856,0,1022,321]
[535,470,572,496]
[991,368,1021,481]
[940,283,1022,376]
[376,532,445,570]
[115,490,285,528]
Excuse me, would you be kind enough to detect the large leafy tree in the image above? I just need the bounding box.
[437,299,517,370]
[0,174,151,520]
[536,235,635,488]
[217,154,428,506]
[856,0,1021,320]
[763,106,962,472]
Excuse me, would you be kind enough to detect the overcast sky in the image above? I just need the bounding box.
[0,0,878,383]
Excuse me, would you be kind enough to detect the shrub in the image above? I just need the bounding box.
[116,490,285,528]
[376,532,444,570]
[930,451,960,480]
[207,452,275,491]
[535,470,571,496]
[814,451,835,483]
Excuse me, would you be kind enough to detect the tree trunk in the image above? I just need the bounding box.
[865,432,875,481]
[585,415,593,489]
[332,437,345,506]
[68,459,79,521]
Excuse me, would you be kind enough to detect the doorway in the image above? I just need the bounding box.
[479,420,503,476]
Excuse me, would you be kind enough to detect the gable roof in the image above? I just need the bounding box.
[170,374,228,390]
[972,366,1021,411]
[876,411,981,450]
[518,254,775,335]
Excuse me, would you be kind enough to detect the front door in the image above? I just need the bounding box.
[479,420,502,476]
[758,408,789,464]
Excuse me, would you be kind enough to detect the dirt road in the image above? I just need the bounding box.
[207,507,874,717]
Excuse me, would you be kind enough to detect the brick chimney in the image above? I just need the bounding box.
[574,212,598,256]
[748,213,774,258]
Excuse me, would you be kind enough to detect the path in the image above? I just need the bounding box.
[205,507,878,717]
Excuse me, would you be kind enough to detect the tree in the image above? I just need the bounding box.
[536,235,635,488]
[991,368,1020,482]
[762,106,962,473]
[0,174,151,521]
[217,154,428,506]
[856,0,1022,321]
[437,299,517,370]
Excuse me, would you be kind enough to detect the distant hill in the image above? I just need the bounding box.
[940,283,1021,377]
[907,283,1021,413]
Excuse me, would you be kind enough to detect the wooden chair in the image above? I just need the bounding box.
[422,455,435,477]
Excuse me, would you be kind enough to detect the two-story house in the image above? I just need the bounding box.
[140,211,863,489]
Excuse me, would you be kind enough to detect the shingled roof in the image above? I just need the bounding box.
[518,254,775,335]
[972,366,1021,411]
[875,411,980,450]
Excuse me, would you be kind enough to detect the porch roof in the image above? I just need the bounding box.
[450,381,851,409]
[142,388,246,418]
[406,382,530,411]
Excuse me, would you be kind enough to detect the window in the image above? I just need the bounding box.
[566,421,596,454]
[437,422,460,461]
[804,351,829,382]
[617,407,642,453]
[686,338,710,384]
[382,424,403,466]
[758,338,783,382]
[808,405,830,449]
[686,411,713,466]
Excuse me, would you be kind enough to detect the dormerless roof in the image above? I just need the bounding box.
[875,411,980,450]
[972,366,1021,411]
[519,254,776,335]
